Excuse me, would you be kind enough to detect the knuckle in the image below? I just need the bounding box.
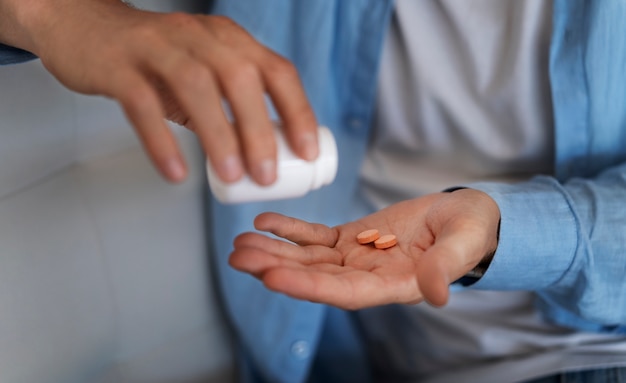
[223,61,260,89]
[175,62,212,89]
[130,24,163,46]
[264,54,298,80]
[122,86,154,112]
[163,12,202,29]
[248,129,276,151]
[129,14,205,48]
[207,15,252,45]
[211,15,238,28]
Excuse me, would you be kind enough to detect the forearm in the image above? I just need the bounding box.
[0,0,55,53]
[0,0,129,56]
[469,162,626,327]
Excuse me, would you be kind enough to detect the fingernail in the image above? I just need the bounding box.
[220,155,244,183]
[299,132,319,161]
[254,159,276,186]
[165,158,186,182]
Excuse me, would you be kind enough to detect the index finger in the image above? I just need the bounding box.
[113,71,187,182]
[254,212,338,247]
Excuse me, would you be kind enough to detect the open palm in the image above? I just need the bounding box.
[230,189,500,309]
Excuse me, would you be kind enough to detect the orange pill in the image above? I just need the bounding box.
[356,229,380,244]
[374,234,397,249]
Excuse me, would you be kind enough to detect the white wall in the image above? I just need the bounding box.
[0,1,235,382]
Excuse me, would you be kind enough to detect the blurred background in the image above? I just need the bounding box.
[0,1,235,382]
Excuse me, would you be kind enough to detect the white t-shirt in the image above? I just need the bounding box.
[357,1,626,382]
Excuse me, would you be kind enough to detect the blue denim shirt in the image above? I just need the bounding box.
[210,1,626,381]
[0,43,36,65]
[2,1,625,382]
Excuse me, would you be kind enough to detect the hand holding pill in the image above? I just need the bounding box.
[230,188,500,309]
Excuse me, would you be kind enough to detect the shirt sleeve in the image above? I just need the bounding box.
[467,162,626,332]
[0,43,37,65]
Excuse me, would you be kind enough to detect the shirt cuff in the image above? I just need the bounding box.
[460,177,579,291]
[0,43,37,65]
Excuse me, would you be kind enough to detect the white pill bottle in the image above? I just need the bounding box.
[206,125,338,204]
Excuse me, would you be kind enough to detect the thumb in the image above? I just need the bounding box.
[416,231,482,306]
[415,248,453,307]
[416,189,500,306]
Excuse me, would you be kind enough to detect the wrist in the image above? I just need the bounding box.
[0,0,131,56]
[443,186,500,286]
[0,0,63,53]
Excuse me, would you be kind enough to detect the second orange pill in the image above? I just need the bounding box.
[356,229,397,249]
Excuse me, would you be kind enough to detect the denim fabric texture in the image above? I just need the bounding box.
[0,43,36,64]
